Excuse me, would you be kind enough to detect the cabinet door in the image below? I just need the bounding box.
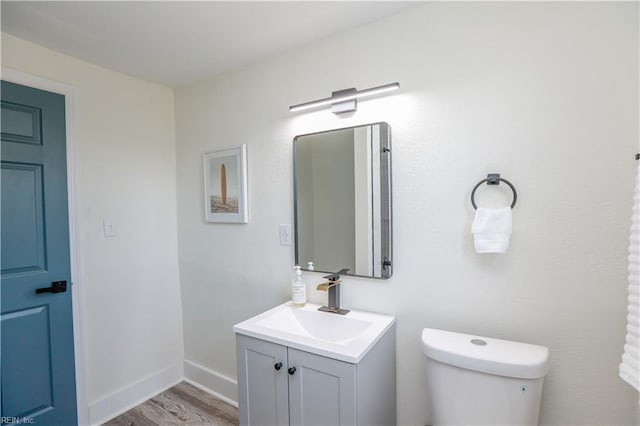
[288,348,357,426]
[236,335,289,426]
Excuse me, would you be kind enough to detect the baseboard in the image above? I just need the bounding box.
[87,360,237,425]
[88,362,183,425]
[183,359,238,408]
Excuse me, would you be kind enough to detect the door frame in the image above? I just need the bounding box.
[2,67,89,425]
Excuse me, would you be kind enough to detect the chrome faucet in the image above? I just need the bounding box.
[316,269,350,315]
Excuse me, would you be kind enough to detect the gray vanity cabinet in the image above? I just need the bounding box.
[236,328,396,426]
[287,347,357,425]
[236,336,289,425]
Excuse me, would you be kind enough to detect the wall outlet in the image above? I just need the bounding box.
[279,224,291,246]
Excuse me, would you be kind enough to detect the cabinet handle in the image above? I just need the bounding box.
[288,367,297,375]
[274,362,283,371]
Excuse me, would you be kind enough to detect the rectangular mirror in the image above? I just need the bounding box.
[293,122,392,279]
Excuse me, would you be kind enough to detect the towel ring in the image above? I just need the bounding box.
[470,174,517,210]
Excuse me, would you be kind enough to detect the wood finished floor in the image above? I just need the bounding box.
[103,382,238,426]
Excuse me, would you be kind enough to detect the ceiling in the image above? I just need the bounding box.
[1,1,419,88]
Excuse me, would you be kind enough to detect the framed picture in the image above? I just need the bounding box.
[204,144,248,223]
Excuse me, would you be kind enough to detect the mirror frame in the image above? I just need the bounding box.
[293,122,392,279]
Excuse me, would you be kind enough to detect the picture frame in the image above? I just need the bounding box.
[203,144,248,223]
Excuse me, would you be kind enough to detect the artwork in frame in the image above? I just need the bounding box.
[204,144,248,223]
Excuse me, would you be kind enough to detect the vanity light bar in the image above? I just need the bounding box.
[289,82,400,113]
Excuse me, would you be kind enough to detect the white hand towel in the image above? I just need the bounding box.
[471,207,512,253]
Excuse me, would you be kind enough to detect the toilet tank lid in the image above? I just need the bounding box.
[421,328,550,379]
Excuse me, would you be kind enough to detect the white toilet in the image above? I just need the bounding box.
[421,328,550,426]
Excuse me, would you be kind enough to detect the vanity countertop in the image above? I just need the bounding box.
[233,301,396,363]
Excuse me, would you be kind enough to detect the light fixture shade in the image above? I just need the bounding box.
[289,82,400,114]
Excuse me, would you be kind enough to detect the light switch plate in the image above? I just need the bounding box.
[103,217,118,237]
[279,224,291,246]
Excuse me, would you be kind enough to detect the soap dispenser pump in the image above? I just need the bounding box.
[291,265,306,307]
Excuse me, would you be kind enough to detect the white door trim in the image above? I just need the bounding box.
[1,67,89,425]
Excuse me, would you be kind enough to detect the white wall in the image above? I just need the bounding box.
[1,34,184,424]
[175,2,639,425]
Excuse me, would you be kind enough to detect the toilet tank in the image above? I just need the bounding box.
[421,328,550,426]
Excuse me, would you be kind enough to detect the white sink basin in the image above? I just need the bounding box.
[233,301,396,363]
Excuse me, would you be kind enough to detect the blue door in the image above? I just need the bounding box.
[1,81,77,425]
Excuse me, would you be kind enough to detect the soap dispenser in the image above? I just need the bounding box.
[291,265,306,307]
